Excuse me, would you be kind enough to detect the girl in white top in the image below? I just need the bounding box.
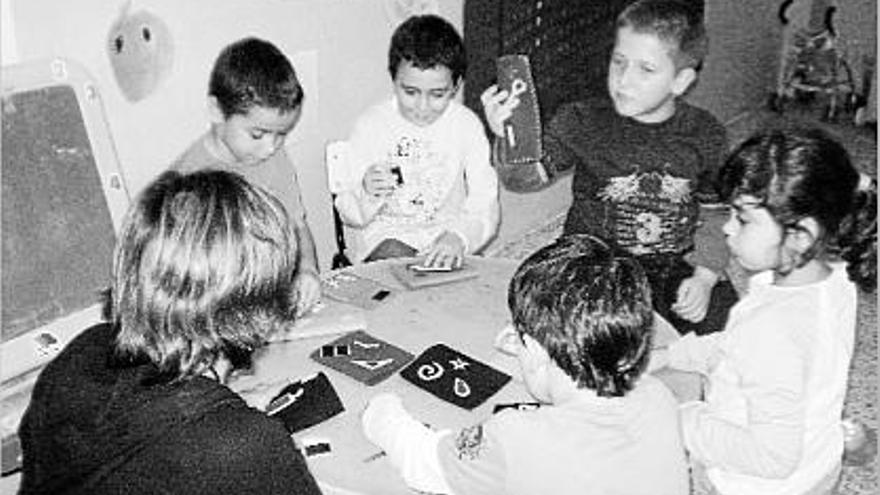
[658,127,877,495]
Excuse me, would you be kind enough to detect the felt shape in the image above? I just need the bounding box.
[106,1,174,102]
[265,371,345,433]
[497,55,542,164]
[401,344,511,410]
[311,330,414,386]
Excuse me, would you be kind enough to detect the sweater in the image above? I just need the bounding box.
[18,324,322,495]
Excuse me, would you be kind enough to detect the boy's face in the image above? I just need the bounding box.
[392,60,457,127]
[607,26,695,124]
[210,101,301,167]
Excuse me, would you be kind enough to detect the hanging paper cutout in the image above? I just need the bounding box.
[106,1,174,102]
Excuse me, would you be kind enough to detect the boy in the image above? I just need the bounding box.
[172,37,320,315]
[482,0,736,335]
[334,14,499,269]
[361,234,689,495]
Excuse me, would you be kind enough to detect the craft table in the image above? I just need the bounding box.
[229,256,689,495]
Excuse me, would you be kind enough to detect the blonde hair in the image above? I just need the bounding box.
[110,170,297,381]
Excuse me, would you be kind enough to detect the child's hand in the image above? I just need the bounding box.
[362,162,398,198]
[480,85,520,138]
[294,270,322,317]
[672,267,718,323]
[423,231,465,269]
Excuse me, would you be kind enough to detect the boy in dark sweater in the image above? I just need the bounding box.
[482,0,736,335]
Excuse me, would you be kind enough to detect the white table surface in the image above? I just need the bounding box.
[229,256,688,495]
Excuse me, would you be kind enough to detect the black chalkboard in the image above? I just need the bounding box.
[1,84,117,342]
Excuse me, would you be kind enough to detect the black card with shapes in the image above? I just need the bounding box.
[310,330,414,386]
[496,55,542,164]
[400,344,512,410]
[265,371,345,433]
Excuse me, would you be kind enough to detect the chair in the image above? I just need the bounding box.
[325,141,354,269]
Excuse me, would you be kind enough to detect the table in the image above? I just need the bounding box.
[229,256,686,495]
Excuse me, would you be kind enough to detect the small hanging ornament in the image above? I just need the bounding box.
[106,0,174,102]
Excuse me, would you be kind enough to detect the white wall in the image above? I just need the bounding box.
[5,0,463,269]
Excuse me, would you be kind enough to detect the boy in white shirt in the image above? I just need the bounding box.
[334,14,499,268]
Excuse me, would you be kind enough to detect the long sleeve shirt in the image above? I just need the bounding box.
[362,375,688,495]
[335,97,499,260]
[494,96,728,273]
[667,263,856,495]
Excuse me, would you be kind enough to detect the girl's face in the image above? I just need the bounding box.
[722,195,785,272]
[392,61,457,127]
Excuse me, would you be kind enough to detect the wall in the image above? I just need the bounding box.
[687,0,782,124]
[4,0,462,269]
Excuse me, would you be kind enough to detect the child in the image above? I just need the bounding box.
[172,37,320,315]
[482,0,735,335]
[19,170,322,495]
[334,14,499,269]
[361,234,689,495]
[660,127,877,494]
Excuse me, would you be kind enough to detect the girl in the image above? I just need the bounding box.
[662,127,876,495]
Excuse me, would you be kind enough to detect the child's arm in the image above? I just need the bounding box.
[361,394,454,494]
[431,112,500,259]
[481,86,578,193]
[678,327,805,479]
[665,331,725,375]
[333,116,395,228]
[292,221,321,315]
[676,121,730,322]
[362,393,508,495]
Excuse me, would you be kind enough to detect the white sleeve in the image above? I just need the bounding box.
[666,331,725,375]
[361,394,455,494]
[333,111,388,227]
[680,326,805,478]
[439,112,499,254]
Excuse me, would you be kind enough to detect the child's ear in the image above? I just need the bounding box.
[787,217,821,254]
[671,67,697,96]
[207,96,226,124]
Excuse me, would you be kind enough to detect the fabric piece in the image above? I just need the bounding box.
[265,371,345,432]
[400,344,511,410]
[311,330,414,386]
[497,55,542,164]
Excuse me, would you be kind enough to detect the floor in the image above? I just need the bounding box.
[486,104,878,494]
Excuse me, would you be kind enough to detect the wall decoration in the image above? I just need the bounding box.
[106,1,174,102]
[383,0,439,27]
